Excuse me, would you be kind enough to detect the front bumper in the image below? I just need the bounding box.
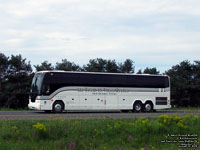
[28,100,41,110]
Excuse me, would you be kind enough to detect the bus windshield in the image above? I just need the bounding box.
[31,73,44,95]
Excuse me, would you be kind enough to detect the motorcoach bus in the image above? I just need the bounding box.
[28,71,171,113]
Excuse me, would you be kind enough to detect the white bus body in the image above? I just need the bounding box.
[28,71,171,113]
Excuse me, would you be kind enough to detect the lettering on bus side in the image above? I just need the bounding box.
[92,92,117,96]
[77,88,131,93]
[77,88,131,96]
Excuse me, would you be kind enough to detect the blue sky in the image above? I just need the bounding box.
[0,0,200,73]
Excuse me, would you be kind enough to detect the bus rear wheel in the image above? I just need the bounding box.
[144,102,153,112]
[53,101,64,113]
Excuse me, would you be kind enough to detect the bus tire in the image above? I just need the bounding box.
[144,102,153,112]
[133,101,143,112]
[53,101,64,113]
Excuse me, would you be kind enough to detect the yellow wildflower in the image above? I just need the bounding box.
[159,114,169,119]
[11,126,18,130]
[33,122,47,132]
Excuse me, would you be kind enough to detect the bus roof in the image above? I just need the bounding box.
[37,70,168,77]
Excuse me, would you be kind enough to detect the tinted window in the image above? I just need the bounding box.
[43,72,169,91]
[31,73,44,95]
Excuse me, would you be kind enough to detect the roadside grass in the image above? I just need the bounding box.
[0,107,33,111]
[169,107,200,111]
[0,114,199,150]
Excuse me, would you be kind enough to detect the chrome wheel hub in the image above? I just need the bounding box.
[135,104,141,111]
[145,104,152,111]
[54,104,62,112]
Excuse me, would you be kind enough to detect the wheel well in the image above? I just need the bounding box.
[133,100,143,108]
[53,100,65,110]
[133,100,143,105]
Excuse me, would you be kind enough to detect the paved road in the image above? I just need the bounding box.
[0,110,200,120]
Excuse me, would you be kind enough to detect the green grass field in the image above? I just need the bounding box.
[0,114,199,150]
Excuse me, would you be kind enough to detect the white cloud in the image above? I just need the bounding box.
[45,32,84,41]
[3,38,24,46]
[0,0,200,72]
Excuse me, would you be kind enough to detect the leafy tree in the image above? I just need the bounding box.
[8,54,32,75]
[3,74,33,108]
[83,58,107,72]
[165,60,193,106]
[105,59,119,73]
[193,61,200,87]
[190,61,200,106]
[143,67,160,75]
[84,58,135,73]
[0,54,33,108]
[136,69,142,74]
[119,59,134,73]
[0,53,9,75]
[55,59,80,71]
[0,53,9,91]
[34,61,54,71]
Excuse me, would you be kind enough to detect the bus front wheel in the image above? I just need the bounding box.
[53,101,64,113]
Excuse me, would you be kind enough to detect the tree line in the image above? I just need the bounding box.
[0,52,200,108]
